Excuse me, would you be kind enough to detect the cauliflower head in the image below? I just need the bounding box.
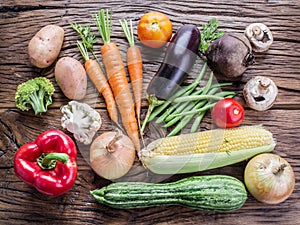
[61,101,102,145]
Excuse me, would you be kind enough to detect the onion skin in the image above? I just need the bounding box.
[90,132,136,180]
[244,153,295,204]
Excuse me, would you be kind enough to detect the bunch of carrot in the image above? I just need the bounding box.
[71,9,142,152]
[71,24,119,126]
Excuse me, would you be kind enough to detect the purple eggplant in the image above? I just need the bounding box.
[146,24,200,100]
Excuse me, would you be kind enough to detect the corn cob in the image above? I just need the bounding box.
[139,125,275,174]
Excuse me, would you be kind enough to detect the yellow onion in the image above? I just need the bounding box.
[90,131,136,180]
[244,153,295,204]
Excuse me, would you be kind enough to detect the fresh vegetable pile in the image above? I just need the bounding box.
[13,8,295,212]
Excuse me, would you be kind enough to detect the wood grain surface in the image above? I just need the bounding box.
[0,1,299,224]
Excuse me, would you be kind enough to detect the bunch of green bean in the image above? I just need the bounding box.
[141,62,236,136]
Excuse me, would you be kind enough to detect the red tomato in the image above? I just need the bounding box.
[212,98,244,128]
[137,11,172,48]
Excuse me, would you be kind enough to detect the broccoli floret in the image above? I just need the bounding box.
[61,101,102,145]
[15,77,55,115]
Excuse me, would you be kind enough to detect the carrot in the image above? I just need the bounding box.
[77,41,119,125]
[71,23,99,63]
[119,19,143,129]
[94,9,140,152]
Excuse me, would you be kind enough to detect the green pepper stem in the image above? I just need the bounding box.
[37,153,69,170]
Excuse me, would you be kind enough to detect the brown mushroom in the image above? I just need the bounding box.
[243,76,278,111]
[245,23,273,52]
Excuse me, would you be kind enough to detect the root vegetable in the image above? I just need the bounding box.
[244,153,295,204]
[90,131,136,180]
[94,9,140,152]
[206,33,254,78]
[28,25,64,68]
[55,56,87,100]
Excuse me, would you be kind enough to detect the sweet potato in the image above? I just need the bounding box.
[28,25,64,68]
[55,57,87,100]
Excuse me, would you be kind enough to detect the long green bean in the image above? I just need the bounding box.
[164,101,200,127]
[167,97,213,136]
[172,94,225,103]
[167,91,235,130]
[147,62,208,122]
[155,86,201,123]
[164,88,213,126]
[163,87,204,123]
[163,85,231,125]
[161,72,214,123]
[190,111,206,133]
[188,88,228,133]
[167,113,196,137]
[173,93,236,117]
[200,71,214,95]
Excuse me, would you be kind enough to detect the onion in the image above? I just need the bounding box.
[90,131,136,180]
[244,153,295,204]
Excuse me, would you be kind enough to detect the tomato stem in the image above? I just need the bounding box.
[151,22,159,30]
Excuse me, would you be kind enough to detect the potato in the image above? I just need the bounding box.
[28,25,64,68]
[55,57,87,100]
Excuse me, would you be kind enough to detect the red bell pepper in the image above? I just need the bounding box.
[14,129,77,196]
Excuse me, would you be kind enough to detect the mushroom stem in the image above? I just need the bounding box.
[258,77,271,93]
[252,25,264,41]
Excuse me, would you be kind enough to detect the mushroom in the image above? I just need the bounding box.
[245,23,273,52]
[243,76,278,111]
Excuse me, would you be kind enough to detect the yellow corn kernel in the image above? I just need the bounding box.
[142,126,274,157]
[139,126,276,174]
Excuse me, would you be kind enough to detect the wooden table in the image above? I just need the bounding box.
[1,1,299,224]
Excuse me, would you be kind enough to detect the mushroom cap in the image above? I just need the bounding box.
[245,23,273,52]
[243,76,278,111]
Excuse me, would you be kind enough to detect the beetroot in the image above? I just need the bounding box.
[206,33,254,78]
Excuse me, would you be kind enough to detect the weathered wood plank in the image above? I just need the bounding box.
[1,1,299,112]
[1,0,300,224]
[0,108,299,224]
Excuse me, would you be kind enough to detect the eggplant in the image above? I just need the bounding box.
[147,24,200,100]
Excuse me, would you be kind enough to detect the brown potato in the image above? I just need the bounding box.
[55,57,87,100]
[28,25,64,68]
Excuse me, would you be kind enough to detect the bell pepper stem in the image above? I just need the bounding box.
[37,153,69,170]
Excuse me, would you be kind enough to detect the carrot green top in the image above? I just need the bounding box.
[119,19,135,47]
[77,40,89,62]
[94,9,112,44]
[71,23,99,62]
